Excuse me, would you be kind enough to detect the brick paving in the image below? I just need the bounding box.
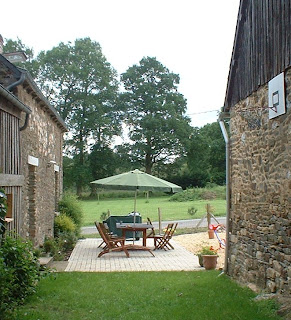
[65,238,201,272]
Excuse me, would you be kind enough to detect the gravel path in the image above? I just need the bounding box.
[174,231,226,269]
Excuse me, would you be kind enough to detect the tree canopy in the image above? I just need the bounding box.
[120,57,191,174]
[35,38,122,194]
[187,122,226,186]
[2,36,226,193]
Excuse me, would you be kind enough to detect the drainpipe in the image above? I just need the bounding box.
[5,72,30,131]
[20,113,30,131]
[218,112,230,274]
[7,72,26,91]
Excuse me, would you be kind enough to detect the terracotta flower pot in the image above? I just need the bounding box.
[202,255,218,270]
[208,229,214,239]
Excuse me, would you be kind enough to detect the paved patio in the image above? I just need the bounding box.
[64,238,201,272]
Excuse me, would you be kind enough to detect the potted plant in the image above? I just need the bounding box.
[197,246,218,270]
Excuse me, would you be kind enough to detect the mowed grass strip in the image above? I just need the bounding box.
[80,197,226,226]
[14,271,280,320]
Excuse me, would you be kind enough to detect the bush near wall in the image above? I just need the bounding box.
[0,236,40,319]
[42,193,83,261]
[58,193,83,233]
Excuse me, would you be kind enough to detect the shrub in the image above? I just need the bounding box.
[58,232,77,252]
[0,236,40,317]
[43,237,58,256]
[100,211,110,222]
[169,188,202,202]
[58,193,83,229]
[169,186,226,202]
[43,233,77,261]
[54,214,76,236]
[187,207,198,216]
[200,190,217,200]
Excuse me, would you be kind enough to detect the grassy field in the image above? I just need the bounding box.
[13,271,280,320]
[80,197,226,226]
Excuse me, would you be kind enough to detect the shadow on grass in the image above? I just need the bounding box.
[13,271,282,320]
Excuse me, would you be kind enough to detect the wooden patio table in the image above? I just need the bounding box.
[116,222,153,247]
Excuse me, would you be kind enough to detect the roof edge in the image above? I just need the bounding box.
[0,83,32,114]
[18,68,68,132]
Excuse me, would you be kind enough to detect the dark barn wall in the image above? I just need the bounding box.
[225,0,291,111]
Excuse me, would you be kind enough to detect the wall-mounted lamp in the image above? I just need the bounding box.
[47,160,57,167]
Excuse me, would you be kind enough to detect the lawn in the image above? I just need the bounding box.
[13,271,280,320]
[80,197,226,226]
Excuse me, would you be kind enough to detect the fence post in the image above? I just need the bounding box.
[158,207,162,234]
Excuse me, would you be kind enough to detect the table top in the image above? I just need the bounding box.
[116,223,153,229]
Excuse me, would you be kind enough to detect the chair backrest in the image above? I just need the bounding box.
[162,223,174,238]
[146,217,155,237]
[95,222,112,247]
[168,223,178,238]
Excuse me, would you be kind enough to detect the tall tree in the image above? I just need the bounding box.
[88,144,120,196]
[200,122,226,185]
[187,127,210,187]
[120,57,191,174]
[187,122,226,186]
[35,38,121,195]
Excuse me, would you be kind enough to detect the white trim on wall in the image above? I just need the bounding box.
[28,155,39,167]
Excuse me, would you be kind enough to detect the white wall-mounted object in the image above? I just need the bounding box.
[28,155,39,167]
[54,165,60,172]
[268,72,286,119]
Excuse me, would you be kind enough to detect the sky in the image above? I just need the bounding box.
[1,0,240,127]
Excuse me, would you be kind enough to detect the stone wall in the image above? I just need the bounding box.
[228,67,291,294]
[17,86,64,246]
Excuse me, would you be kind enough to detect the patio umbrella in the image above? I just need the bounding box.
[91,169,182,212]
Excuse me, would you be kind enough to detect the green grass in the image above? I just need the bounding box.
[13,272,281,320]
[80,197,226,226]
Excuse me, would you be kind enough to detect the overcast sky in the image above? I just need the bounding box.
[1,0,240,127]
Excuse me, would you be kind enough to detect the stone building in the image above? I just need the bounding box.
[0,49,67,246]
[221,1,290,294]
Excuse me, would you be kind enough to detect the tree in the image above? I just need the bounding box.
[35,38,121,195]
[120,57,191,174]
[187,127,210,187]
[88,144,120,196]
[187,122,226,186]
[200,122,226,185]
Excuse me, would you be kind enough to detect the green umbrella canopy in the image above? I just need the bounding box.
[91,169,182,193]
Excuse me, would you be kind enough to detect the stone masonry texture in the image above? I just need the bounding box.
[17,85,64,246]
[228,67,291,294]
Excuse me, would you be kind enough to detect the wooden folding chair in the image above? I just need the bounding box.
[95,222,119,248]
[146,217,155,239]
[154,223,178,250]
[96,222,155,258]
[95,222,130,258]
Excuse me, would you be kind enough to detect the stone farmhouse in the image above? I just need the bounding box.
[0,43,67,246]
[220,1,290,294]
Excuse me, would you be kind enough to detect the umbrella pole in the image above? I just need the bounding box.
[134,189,137,213]
[133,189,138,244]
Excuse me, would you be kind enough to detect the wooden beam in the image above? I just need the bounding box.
[0,174,24,186]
